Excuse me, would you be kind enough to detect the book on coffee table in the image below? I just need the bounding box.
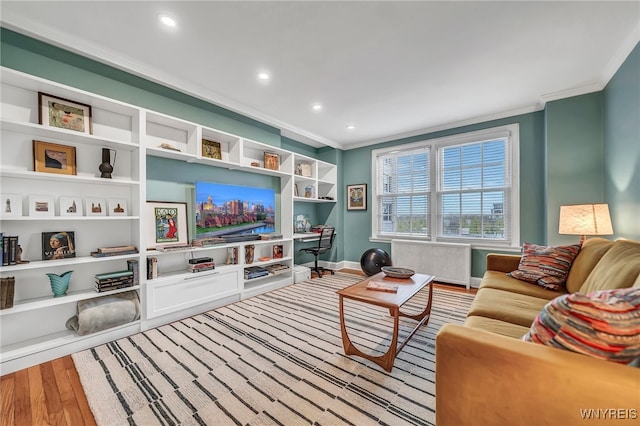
[366,280,399,293]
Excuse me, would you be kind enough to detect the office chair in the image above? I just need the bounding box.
[299,226,335,278]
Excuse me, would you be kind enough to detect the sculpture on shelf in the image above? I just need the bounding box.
[98,148,116,178]
[360,248,392,276]
[46,270,73,297]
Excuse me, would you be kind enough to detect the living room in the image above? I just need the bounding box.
[1,2,639,425]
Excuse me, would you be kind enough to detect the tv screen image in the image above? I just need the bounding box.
[195,181,276,239]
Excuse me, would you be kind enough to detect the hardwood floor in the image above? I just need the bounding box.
[0,270,476,426]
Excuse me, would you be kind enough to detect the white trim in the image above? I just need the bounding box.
[539,83,603,104]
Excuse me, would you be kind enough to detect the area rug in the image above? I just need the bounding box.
[72,272,474,426]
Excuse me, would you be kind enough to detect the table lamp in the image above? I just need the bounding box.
[558,203,613,243]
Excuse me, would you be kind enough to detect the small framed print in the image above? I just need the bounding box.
[0,194,23,218]
[202,139,222,160]
[108,198,128,216]
[273,244,284,259]
[264,152,280,171]
[42,231,76,260]
[85,197,106,216]
[146,201,188,249]
[347,183,367,211]
[33,140,77,175]
[29,194,55,216]
[59,196,82,216]
[38,92,92,134]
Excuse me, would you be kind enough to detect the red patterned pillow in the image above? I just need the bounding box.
[508,242,581,291]
[523,287,640,364]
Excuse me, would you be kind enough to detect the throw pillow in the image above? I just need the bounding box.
[523,287,640,364]
[508,242,581,290]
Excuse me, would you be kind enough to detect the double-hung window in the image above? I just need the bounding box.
[372,124,519,248]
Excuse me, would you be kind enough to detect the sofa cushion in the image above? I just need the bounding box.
[579,239,640,294]
[508,242,581,291]
[467,288,549,327]
[523,287,640,364]
[465,315,531,339]
[565,237,615,293]
[480,271,566,300]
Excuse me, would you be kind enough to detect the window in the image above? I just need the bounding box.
[371,124,519,247]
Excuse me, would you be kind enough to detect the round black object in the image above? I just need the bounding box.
[360,248,392,276]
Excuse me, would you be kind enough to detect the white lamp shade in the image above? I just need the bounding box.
[559,204,613,236]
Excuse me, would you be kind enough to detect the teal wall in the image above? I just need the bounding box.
[603,43,640,239]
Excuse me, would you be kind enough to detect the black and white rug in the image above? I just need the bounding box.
[72,272,474,425]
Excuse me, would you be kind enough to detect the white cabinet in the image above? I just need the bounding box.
[0,66,337,373]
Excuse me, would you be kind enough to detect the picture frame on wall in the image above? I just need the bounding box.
[59,195,82,216]
[38,92,92,134]
[347,183,367,211]
[146,201,188,249]
[85,197,106,216]
[29,194,55,216]
[202,139,222,160]
[0,194,23,218]
[107,198,128,216]
[33,140,77,175]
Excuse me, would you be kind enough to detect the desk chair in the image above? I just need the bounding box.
[299,227,335,278]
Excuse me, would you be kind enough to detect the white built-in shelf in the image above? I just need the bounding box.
[0,253,140,272]
[0,216,140,221]
[0,169,139,185]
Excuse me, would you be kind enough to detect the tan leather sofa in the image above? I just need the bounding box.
[436,238,640,426]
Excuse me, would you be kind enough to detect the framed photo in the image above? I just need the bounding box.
[29,194,55,216]
[347,184,367,211]
[146,201,188,249]
[38,92,92,134]
[42,231,76,260]
[59,196,82,216]
[85,197,106,216]
[0,194,22,218]
[33,140,77,175]
[107,198,128,216]
[273,244,284,259]
[202,139,222,160]
[264,152,280,171]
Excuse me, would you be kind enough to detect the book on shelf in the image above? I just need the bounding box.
[265,263,290,275]
[191,237,226,247]
[127,259,139,285]
[0,232,3,266]
[95,270,133,280]
[97,245,137,254]
[91,249,138,257]
[1,276,15,309]
[187,262,215,273]
[95,279,134,293]
[42,231,76,261]
[226,247,239,265]
[244,266,269,280]
[147,257,158,279]
[366,280,399,293]
[155,243,192,252]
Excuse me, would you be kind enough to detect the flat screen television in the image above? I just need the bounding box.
[195,181,276,239]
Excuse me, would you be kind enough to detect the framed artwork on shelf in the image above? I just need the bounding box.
[29,194,55,216]
[85,197,106,216]
[42,231,76,260]
[273,244,284,259]
[38,92,92,134]
[146,201,188,249]
[202,139,222,160]
[33,140,77,175]
[59,196,82,216]
[264,152,280,171]
[107,198,128,216]
[0,194,22,218]
[347,183,367,211]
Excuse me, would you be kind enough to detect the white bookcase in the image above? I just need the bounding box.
[0,67,337,373]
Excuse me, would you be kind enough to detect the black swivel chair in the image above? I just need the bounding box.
[299,227,335,278]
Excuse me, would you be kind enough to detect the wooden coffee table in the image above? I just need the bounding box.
[337,272,435,372]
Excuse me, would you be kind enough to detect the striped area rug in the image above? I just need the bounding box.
[72,272,474,426]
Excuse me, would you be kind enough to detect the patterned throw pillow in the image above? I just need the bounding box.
[508,242,581,290]
[523,287,640,364]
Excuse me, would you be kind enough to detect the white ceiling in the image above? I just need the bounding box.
[2,1,639,150]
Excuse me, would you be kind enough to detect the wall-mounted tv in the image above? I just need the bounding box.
[195,181,276,239]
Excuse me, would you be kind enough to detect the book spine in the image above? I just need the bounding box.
[8,236,18,265]
[147,257,158,279]
[0,277,8,309]
[97,245,137,254]
[0,233,3,267]
[2,236,9,266]
[127,259,139,285]
[90,250,138,257]
[95,270,133,280]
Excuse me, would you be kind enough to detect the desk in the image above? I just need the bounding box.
[293,232,321,242]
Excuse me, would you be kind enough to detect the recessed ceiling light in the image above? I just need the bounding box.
[159,15,176,27]
[346,124,356,130]
[312,103,323,111]
[257,72,270,81]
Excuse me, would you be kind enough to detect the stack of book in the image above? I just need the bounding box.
[2,234,19,266]
[244,266,269,280]
[265,263,290,275]
[1,276,15,309]
[192,237,226,247]
[91,245,138,257]
[366,280,399,293]
[155,243,191,252]
[95,270,134,292]
[187,257,215,273]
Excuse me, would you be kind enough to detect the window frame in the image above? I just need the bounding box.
[371,124,520,249]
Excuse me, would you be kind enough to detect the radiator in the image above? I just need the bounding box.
[391,240,471,288]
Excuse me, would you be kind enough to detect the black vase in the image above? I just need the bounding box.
[99,148,114,178]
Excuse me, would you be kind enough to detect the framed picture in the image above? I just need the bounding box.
[347,183,367,211]
[42,231,76,260]
[59,196,82,216]
[273,244,284,259]
[33,140,77,175]
[29,194,55,216]
[38,92,92,134]
[108,198,128,216]
[264,152,280,171]
[85,197,106,216]
[202,139,222,160]
[146,201,188,249]
[0,194,22,218]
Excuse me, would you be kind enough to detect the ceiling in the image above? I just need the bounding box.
[2,1,639,150]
